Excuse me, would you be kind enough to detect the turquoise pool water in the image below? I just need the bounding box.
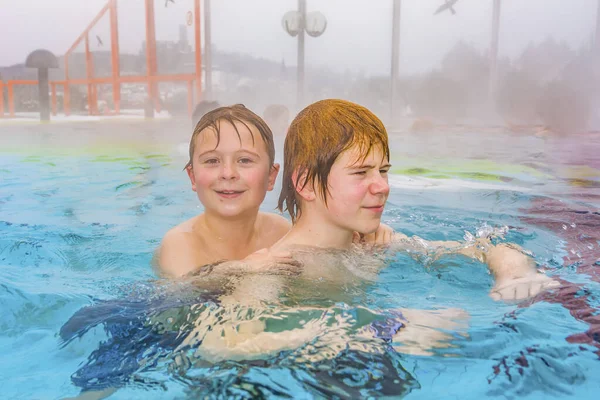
[1,121,599,399]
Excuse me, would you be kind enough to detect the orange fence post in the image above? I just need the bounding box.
[64,55,70,116]
[187,79,194,117]
[0,81,4,118]
[50,83,57,115]
[7,80,45,118]
[8,82,14,117]
[85,34,98,115]
[194,0,202,102]
[90,66,98,115]
[110,0,121,114]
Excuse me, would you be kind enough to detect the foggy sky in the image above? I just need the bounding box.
[0,0,597,76]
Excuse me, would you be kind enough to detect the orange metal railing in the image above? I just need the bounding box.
[0,0,202,119]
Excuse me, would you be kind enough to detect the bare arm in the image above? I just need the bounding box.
[188,249,301,277]
[389,232,473,260]
[390,232,557,300]
[390,232,526,271]
[156,230,207,278]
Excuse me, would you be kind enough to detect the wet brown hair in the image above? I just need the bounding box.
[185,104,275,170]
[277,99,389,222]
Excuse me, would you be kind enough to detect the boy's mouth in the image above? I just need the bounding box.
[215,190,245,198]
[363,204,385,213]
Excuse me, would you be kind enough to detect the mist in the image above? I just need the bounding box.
[1,0,598,131]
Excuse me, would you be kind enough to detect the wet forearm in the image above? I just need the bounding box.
[482,244,537,283]
[391,233,483,262]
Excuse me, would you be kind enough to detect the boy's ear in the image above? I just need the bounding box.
[186,165,197,192]
[292,169,316,201]
[267,163,280,191]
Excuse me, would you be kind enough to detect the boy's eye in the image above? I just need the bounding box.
[239,157,254,164]
[353,170,367,175]
[204,158,219,164]
[380,168,390,175]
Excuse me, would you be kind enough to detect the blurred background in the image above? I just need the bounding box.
[1,0,598,134]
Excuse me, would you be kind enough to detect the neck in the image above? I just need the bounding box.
[278,210,354,250]
[201,209,259,246]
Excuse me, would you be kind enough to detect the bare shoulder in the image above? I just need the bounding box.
[156,217,209,278]
[258,212,291,243]
[260,212,291,233]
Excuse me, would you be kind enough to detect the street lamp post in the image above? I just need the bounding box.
[282,1,327,109]
[204,0,213,100]
[390,0,402,125]
[489,0,502,103]
[595,0,600,63]
[297,0,306,107]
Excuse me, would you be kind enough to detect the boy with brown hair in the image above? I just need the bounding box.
[271,98,553,300]
[158,104,292,277]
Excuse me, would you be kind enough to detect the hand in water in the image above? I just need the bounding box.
[490,273,560,301]
[484,243,560,301]
[354,223,394,247]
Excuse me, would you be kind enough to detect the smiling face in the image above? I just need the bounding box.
[187,119,279,219]
[311,144,391,235]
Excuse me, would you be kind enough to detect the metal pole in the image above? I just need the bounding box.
[489,0,501,103]
[595,0,600,103]
[38,68,50,121]
[85,35,93,115]
[204,0,212,100]
[51,82,57,116]
[64,55,70,116]
[110,0,121,114]
[297,0,306,109]
[390,0,401,125]
[595,0,600,61]
[8,83,14,117]
[145,0,159,112]
[195,0,203,101]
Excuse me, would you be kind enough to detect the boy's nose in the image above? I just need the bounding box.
[220,161,239,180]
[370,174,390,195]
